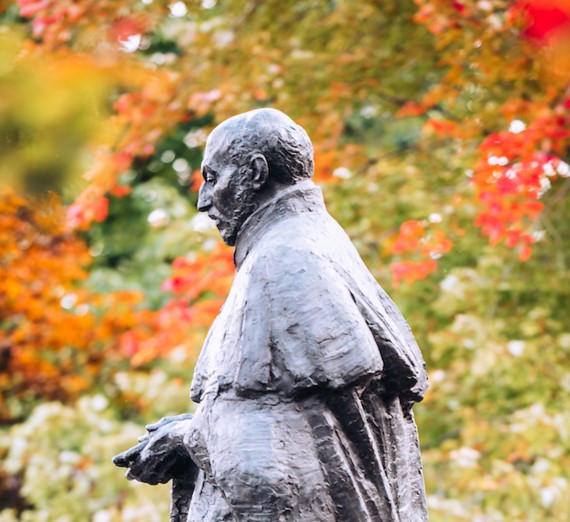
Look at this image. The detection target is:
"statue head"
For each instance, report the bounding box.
[197,108,314,245]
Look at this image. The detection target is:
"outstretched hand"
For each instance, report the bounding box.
[113,414,196,485]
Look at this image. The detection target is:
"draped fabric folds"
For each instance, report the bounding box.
[184,181,429,521]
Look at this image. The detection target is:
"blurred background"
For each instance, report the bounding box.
[1,0,569,520]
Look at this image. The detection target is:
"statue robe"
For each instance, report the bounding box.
[183,180,429,521]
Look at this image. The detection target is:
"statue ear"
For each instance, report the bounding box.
[250,154,269,190]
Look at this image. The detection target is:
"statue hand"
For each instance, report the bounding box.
[113,414,195,485]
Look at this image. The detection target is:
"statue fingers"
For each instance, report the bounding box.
[126,468,165,485]
[124,454,151,482]
[142,459,179,485]
[125,465,143,482]
[112,440,147,468]
[124,452,180,484]
[146,413,193,433]
[145,416,176,432]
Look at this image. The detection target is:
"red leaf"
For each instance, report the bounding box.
[92,197,109,223]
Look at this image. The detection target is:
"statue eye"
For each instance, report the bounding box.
[203,168,216,184]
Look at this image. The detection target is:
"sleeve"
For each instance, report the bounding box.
[322,216,428,403]
[354,285,428,402]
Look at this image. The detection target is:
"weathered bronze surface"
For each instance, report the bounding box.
[114,109,429,521]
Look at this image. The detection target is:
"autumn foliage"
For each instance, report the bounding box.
[1,0,570,520]
[118,242,234,368]
[0,190,154,419]
[1,190,93,411]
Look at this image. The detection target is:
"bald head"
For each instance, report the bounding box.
[206,108,314,185]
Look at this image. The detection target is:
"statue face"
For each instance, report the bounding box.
[197,132,258,246]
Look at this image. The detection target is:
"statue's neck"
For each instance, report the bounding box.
[234,179,324,268]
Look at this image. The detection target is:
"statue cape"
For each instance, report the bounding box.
[185,180,429,521]
[190,180,428,405]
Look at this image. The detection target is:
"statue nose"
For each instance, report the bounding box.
[197,184,212,212]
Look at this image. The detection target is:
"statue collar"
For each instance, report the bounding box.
[234,179,325,269]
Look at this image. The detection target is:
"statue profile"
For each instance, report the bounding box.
[114,108,429,521]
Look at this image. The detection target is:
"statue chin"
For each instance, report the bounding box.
[217,214,251,247]
[217,226,238,247]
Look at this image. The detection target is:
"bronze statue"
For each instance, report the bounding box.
[114,108,429,521]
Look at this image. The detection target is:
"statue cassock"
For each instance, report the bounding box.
[114,109,429,522]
